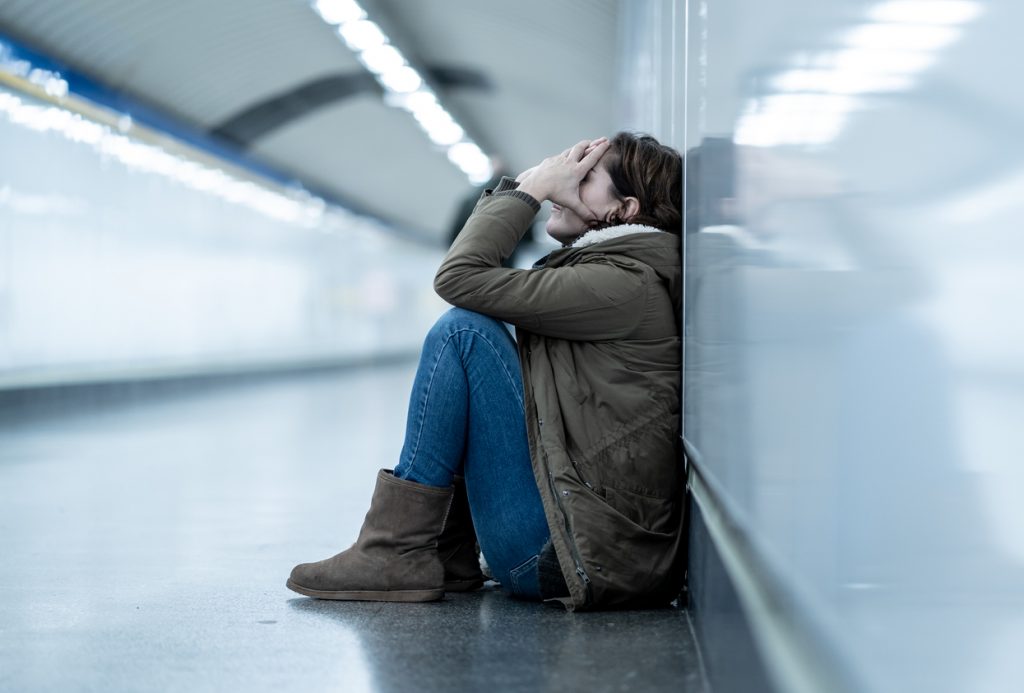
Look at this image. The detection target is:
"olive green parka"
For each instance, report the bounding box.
[434,180,685,610]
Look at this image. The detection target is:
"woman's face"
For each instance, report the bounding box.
[545,154,623,245]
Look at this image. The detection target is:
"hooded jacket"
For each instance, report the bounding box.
[434,180,685,610]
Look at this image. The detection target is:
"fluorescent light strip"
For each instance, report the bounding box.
[735,0,983,147]
[312,0,492,183]
[867,0,984,25]
[842,22,961,52]
[0,37,420,235]
[0,41,69,97]
[0,89,334,227]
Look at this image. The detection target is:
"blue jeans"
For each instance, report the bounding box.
[393,308,550,599]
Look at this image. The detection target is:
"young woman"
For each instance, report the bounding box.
[287,132,685,610]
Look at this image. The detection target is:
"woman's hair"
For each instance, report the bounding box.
[603,132,683,233]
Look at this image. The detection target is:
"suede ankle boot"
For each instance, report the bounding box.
[287,469,452,602]
[438,476,485,592]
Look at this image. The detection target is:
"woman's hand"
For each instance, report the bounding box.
[514,165,537,184]
[516,138,610,221]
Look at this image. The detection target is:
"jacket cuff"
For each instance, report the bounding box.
[491,176,541,214]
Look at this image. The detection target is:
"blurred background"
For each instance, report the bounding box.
[2,1,1022,692]
[0,0,638,384]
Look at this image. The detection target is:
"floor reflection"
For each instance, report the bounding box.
[288,587,704,693]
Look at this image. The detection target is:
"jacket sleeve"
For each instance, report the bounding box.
[434,191,648,341]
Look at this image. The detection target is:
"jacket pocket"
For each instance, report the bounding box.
[599,486,677,534]
[575,413,681,531]
[566,477,683,606]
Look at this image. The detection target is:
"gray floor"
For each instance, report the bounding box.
[0,365,707,692]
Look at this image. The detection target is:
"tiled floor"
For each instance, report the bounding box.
[0,365,706,692]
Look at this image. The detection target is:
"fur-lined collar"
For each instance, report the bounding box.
[570,223,664,248]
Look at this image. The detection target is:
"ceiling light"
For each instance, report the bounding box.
[313,0,365,25]
[772,68,913,93]
[338,20,386,52]
[358,44,404,74]
[867,0,983,25]
[738,0,972,149]
[759,93,861,115]
[447,142,490,176]
[310,4,490,183]
[409,100,448,125]
[378,65,422,93]
[425,121,464,147]
[1,74,327,226]
[842,22,961,51]
[388,89,438,113]
[734,94,857,146]
[827,48,937,74]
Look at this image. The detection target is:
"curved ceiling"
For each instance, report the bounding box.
[0,0,621,241]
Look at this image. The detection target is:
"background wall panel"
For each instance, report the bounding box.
[621,0,1024,691]
[0,77,445,387]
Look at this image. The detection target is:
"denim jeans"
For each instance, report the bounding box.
[392,308,550,599]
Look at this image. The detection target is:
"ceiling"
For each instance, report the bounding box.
[0,0,621,241]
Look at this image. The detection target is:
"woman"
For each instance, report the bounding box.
[287,132,685,610]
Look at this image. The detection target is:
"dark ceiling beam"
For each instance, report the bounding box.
[210,72,378,147]
[210,66,492,149]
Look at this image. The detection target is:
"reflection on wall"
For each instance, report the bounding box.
[0,84,445,386]
[624,0,1024,691]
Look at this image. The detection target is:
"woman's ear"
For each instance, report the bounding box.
[617,197,640,223]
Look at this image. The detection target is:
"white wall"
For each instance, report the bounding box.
[0,84,446,387]
[620,1,1024,691]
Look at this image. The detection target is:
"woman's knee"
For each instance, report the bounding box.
[429,307,509,341]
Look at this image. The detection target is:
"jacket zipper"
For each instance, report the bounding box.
[549,470,593,605]
[568,455,595,491]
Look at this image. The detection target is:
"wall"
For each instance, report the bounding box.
[0,43,446,388]
[619,1,1024,691]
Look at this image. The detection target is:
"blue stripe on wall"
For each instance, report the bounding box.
[0,29,419,239]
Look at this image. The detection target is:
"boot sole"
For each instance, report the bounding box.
[286,579,444,602]
[444,578,485,592]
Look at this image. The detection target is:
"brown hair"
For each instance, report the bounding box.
[602,131,683,233]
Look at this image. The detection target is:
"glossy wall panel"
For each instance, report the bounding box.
[680,0,1024,691]
[0,81,446,387]
[621,0,1024,691]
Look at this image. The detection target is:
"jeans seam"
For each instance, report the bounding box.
[509,553,540,595]
[403,324,524,481]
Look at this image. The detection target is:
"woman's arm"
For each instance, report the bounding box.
[434,192,648,341]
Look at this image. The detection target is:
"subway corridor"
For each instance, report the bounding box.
[0,365,705,692]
